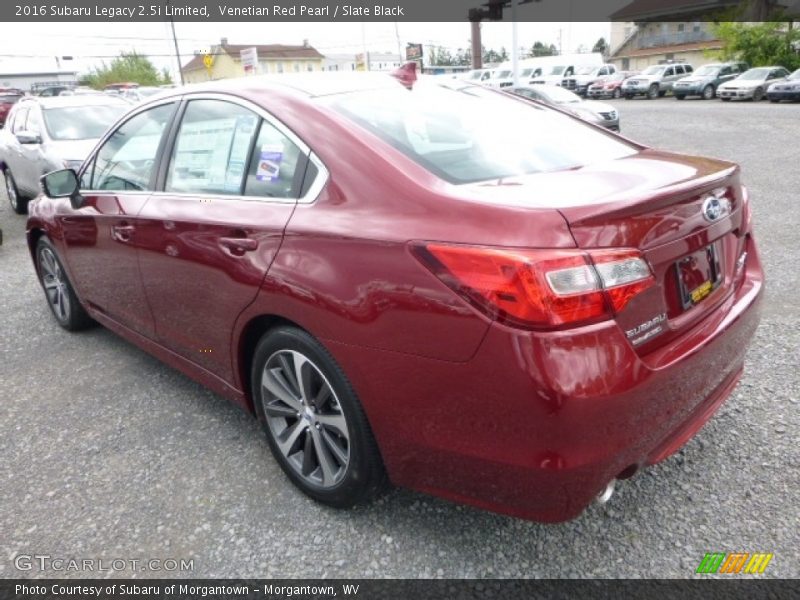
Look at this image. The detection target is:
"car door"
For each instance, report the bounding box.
[135,96,312,381]
[61,100,179,338]
[16,105,46,194]
[664,66,678,90]
[718,66,735,85]
[4,106,29,189]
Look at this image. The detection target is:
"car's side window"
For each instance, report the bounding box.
[165,100,259,196]
[720,67,732,76]
[243,119,305,199]
[25,108,42,136]
[665,67,674,76]
[92,102,176,191]
[684,65,693,73]
[12,107,29,134]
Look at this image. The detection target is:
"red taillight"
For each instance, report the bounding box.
[411,244,655,330]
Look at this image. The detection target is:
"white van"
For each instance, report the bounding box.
[529,53,604,86]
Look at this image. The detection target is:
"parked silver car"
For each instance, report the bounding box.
[623,63,694,99]
[508,84,620,131]
[0,95,127,213]
[717,66,791,101]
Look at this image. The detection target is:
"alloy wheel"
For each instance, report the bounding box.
[4,171,18,211]
[753,87,764,102]
[39,246,71,322]
[703,85,715,100]
[261,350,350,489]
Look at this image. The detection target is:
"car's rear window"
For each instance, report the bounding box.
[325,83,637,184]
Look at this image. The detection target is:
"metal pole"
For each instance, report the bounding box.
[168,2,184,85]
[511,1,519,86]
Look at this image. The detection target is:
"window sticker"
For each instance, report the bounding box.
[256,144,283,182]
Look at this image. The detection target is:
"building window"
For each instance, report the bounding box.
[277,62,284,74]
[293,63,300,72]
[693,22,701,32]
[677,23,685,33]
[307,63,313,72]
[622,58,630,70]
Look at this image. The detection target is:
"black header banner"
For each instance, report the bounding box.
[3,0,800,22]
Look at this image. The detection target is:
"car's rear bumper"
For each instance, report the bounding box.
[327,237,764,522]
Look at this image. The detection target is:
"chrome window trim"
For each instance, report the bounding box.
[79,92,328,205]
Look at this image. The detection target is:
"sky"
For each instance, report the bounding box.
[0,21,611,79]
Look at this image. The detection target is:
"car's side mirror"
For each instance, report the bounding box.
[16,130,42,145]
[41,168,83,208]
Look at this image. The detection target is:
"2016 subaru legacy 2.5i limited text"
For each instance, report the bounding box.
[27,72,763,522]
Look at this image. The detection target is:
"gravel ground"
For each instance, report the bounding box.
[0,97,798,579]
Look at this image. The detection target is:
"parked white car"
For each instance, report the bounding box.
[0,95,127,213]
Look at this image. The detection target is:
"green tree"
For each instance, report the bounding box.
[527,41,557,57]
[81,51,172,89]
[592,37,608,56]
[713,21,800,71]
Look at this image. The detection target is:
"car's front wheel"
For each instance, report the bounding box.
[252,326,387,508]
[702,85,715,100]
[647,84,659,99]
[753,87,765,102]
[3,168,28,215]
[675,94,685,100]
[36,237,93,330]
[612,88,621,99]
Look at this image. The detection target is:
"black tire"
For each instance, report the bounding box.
[35,237,94,331]
[624,94,634,100]
[675,94,686,100]
[251,325,387,508]
[647,84,659,99]
[753,87,764,102]
[702,85,715,100]
[658,90,667,97]
[612,88,621,99]
[769,98,779,103]
[3,168,28,215]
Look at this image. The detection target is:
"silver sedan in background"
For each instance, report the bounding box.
[717,66,791,101]
[508,84,620,131]
[0,95,127,213]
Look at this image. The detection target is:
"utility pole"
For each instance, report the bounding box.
[511,0,518,86]
[470,21,482,69]
[168,1,184,85]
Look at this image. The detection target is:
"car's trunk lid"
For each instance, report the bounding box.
[461,149,748,352]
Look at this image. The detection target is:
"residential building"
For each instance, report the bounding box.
[323,52,402,73]
[182,38,324,83]
[608,21,723,71]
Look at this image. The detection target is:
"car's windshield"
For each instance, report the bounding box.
[642,66,666,75]
[574,66,597,75]
[327,83,637,185]
[43,105,126,140]
[546,66,566,76]
[738,68,769,80]
[520,68,534,77]
[493,70,512,79]
[694,65,720,76]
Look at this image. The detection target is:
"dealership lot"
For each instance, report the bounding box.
[1,98,798,578]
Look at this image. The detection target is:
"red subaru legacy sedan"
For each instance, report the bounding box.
[27,73,763,522]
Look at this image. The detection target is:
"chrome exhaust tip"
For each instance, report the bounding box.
[596,480,616,504]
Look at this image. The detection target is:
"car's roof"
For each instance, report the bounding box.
[174,72,403,99]
[20,95,130,108]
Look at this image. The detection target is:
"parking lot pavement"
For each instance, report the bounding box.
[1,98,798,579]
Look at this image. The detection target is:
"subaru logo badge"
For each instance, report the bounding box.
[702,192,731,222]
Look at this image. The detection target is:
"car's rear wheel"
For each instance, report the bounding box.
[3,169,28,215]
[624,93,633,100]
[753,87,765,102]
[675,94,685,100]
[252,326,387,508]
[702,85,715,100]
[647,84,659,99]
[721,97,731,102]
[612,88,621,99]
[36,237,93,330]
[769,98,779,103]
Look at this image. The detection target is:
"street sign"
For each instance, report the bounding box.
[405,43,423,61]
[240,47,259,75]
[202,53,213,71]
